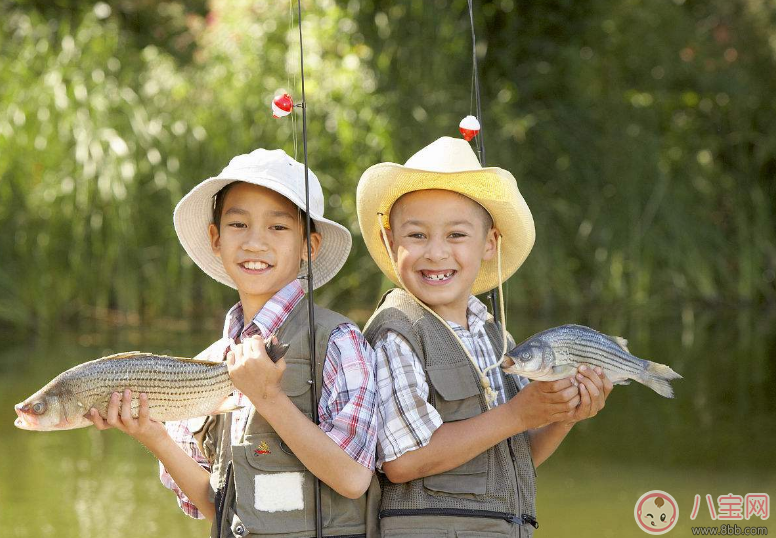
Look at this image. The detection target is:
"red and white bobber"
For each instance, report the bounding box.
[272,93,294,118]
[459,115,481,141]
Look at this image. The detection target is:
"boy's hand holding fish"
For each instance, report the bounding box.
[515,365,612,469]
[87,389,168,448]
[567,365,613,425]
[508,377,581,431]
[507,365,611,432]
[85,387,217,520]
[225,335,285,408]
[527,363,611,430]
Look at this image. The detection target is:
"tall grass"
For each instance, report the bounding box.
[0,0,774,332]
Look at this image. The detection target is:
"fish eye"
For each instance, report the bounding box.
[32,401,47,415]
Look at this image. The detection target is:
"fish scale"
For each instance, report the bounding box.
[553,327,642,375]
[64,354,233,424]
[568,342,640,376]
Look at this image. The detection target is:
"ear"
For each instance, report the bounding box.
[208,223,222,257]
[302,231,323,262]
[384,228,397,255]
[481,227,498,261]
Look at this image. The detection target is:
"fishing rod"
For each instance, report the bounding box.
[465,0,501,326]
[294,1,324,536]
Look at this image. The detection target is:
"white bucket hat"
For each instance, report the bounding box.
[174,148,352,290]
[357,136,535,295]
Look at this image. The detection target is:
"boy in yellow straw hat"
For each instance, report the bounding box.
[356,136,613,537]
[88,148,380,538]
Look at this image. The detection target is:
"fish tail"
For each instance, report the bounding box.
[265,337,290,363]
[641,362,683,398]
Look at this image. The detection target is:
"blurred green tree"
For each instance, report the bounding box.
[1,0,774,333]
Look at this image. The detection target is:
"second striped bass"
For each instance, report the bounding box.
[503,324,682,398]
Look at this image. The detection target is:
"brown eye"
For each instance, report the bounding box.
[32,402,47,415]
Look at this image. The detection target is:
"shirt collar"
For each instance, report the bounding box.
[446,295,491,334]
[465,294,490,334]
[223,279,305,341]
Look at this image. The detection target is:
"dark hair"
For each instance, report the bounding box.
[212,181,317,235]
[212,182,238,230]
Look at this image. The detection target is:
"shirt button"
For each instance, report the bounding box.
[234,523,246,537]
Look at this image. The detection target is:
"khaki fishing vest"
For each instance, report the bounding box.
[195,299,381,538]
[363,289,538,538]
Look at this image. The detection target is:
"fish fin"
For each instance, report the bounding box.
[169,356,226,365]
[208,395,244,415]
[185,416,208,433]
[551,364,578,379]
[100,350,225,365]
[641,361,683,398]
[612,379,632,386]
[100,351,216,365]
[605,335,630,353]
[100,351,153,360]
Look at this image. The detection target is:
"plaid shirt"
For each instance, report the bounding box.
[160,280,377,519]
[373,295,529,469]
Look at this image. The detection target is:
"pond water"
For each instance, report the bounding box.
[1,306,774,537]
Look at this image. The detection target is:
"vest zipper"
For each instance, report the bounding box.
[379,508,538,528]
[214,461,233,538]
[506,437,522,537]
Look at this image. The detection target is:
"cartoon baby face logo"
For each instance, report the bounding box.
[635,490,679,534]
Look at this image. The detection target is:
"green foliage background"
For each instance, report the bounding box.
[1,0,774,331]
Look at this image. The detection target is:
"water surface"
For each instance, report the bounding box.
[1,307,773,536]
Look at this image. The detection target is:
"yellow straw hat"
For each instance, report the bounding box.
[356,136,535,295]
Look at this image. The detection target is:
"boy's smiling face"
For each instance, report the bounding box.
[209,182,320,319]
[387,189,497,325]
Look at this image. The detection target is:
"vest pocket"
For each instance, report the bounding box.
[383,530,448,537]
[281,359,314,416]
[231,433,315,535]
[422,451,487,496]
[426,363,483,422]
[424,363,488,496]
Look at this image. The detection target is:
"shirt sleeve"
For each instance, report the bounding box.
[317,323,379,471]
[157,339,226,519]
[159,419,212,519]
[373,330,443,470]
[193,337,230,361]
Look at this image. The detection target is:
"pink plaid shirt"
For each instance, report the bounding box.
[159,280,377,519]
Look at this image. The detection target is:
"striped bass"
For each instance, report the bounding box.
[14,340,288,431]
[503,324,682,398]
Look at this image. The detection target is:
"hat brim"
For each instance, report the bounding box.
[356,163,535,295]
[174,177,352,290]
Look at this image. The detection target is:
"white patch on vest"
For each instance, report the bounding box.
[254,472,304,512]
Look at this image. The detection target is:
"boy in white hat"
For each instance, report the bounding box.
[356,137,613,537]
[88,149,380,538]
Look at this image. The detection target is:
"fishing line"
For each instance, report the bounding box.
[289,0,298,160]
[466,0,502,330]
[294,0,322,536]
[467,0,485,165]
